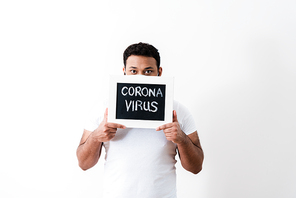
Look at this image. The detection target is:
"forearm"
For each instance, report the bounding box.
[177,135,204,174]
[76,133,103,171]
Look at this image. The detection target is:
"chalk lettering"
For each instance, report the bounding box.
[142,87,148,97]
[151,101,158,112]
[125,100,133,112]
[121,87,128,96]
[156,88,163,97]
[121,86,163,98]
[117,83,166,121]
[128,87,134,96]
[124,100,159,112]
[149,88,155,97]
[143,101,150,111]
[136,100,143,111]
[135,86,141,96]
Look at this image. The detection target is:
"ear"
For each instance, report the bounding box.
[123,67,126,75]
[158,67,163,76]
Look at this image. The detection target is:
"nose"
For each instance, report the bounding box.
[138,71,145,75]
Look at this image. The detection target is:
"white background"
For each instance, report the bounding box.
[1,0,295,197]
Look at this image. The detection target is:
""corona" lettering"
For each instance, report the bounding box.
[121,86,163,98]
[120,85,163,113]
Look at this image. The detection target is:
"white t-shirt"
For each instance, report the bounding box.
[84,100,197,198]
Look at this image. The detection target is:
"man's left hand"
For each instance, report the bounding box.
[156,110,187,144]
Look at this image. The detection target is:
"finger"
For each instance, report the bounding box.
[156,124,165,131]
[163,133,174,142]
[173,110,178,123]
[106,122,126,129]
[156,123,173,131]
[103,108,108,123]
[102,132,116,142]
[104,128,118,133]
[163,127,175,134]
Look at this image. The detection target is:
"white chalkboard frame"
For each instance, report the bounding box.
[108,75,174,129]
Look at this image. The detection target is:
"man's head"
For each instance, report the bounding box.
[123,42,162,76]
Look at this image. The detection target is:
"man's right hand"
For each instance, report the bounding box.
[92,108,126,142]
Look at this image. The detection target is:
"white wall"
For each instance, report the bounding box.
[1,0,295,197]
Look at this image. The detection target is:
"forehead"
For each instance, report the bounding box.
[126,55,157,68]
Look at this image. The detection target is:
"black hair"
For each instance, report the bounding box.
[123,42,160,69]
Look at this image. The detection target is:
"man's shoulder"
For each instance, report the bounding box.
[173,100,189,113]
[173,100,197,134]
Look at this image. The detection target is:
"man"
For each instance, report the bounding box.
[76,42,204,198]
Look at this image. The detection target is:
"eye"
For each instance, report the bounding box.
[145,70,152,75]
[130,70,137,74]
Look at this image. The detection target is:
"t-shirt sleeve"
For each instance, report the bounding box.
[84,99,108,132]
[174,101,197,135]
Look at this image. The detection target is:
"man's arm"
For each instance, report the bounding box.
[76,129,103,171]
[176,131,203,174]
[156,110,204,174]
[76,108,126,170]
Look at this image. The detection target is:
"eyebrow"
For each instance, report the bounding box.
[127,66,155,70]
[145,67,154,70]
[128,66,138,69]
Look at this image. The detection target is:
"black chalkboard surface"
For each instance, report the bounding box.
[108,75,174,128]
[116,83,166,121]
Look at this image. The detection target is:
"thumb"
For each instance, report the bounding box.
[173,110,178,123]
[103,108,108,123]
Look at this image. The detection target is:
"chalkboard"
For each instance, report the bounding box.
[108,75,174,128]
[116,83,166,121]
